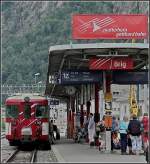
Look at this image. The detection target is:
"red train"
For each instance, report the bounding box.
[5,93,51,149]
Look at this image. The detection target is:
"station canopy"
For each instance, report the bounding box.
[45,42,148,99]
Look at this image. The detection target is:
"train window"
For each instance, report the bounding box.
[24,104,31,119]
[35,105,48,118]
[6,105,19,118]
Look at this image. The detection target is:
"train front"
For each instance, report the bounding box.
[5,94,50,148]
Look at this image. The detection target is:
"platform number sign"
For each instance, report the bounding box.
[63,72,70,79]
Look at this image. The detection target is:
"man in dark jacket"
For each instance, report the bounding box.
[128,114,142,155]
[49,120,55,144]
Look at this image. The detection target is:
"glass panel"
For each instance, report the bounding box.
[24,104,31,119]
[6,105,19,118]
[35,105,48,118]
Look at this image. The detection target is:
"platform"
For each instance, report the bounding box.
[52,137,146,163]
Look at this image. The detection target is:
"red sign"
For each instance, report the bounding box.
[72,14,148,39]
[89,57,133,70]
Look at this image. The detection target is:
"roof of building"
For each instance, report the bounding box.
[45,42,148,99]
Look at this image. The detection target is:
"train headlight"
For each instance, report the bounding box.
[42,122,48,135]
[21,127,32,135]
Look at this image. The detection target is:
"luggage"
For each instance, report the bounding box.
[145,146,148,163]
[90,141,94,146]
[99,124,105,132]
[112,132,121,149]
[56,132,60,140]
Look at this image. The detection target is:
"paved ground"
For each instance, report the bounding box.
[52,137,147,163]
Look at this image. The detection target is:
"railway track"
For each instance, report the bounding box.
[4,148,37,163]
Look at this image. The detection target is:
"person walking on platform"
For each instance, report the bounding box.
[83,116,89,142]
[141,113,149,162]
[95,121,101,148]
[111,116,119,151]
[119,116,129,155]
[128,114,142,155]
[141,113,149,152]
[49,120,55,144]
[98,116,106,151]
[88,113,95,147]
[127,115,133,155]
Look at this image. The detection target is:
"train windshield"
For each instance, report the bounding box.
[24,104,31,119]
[6,105,19,118]
[35,105,48,118]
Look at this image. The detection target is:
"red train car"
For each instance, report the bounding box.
[5,93,51,149]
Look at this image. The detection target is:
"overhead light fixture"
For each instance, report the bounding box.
[96,55,129,57]
[35,73,40,76]
[72,58,89,61]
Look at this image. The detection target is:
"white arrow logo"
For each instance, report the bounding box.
[78,17,116,33]
[92,21,100,32]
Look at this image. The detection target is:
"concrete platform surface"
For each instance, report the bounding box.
[52,138,147,163]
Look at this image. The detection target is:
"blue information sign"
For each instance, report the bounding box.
[60,70,103,84]
[112,70,148,84]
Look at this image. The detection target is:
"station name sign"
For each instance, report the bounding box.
[112,70,148,84]
[89,57,133,70]
[60,70,103,84]
[72,14,148,39]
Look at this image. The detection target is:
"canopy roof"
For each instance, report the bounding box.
[45,42,148,98]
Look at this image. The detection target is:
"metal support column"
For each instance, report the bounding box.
[80,85,84,128]
[86,84,91,119]
[104,72,112,152]
[86,101,91,119]
[67,100,71,138]
[94,84,100,123]
[71,96,75,138]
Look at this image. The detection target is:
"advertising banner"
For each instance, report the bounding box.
[89,57,133,70]
[72,14,148,39]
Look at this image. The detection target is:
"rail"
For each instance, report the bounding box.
[4,148,37,163]
[4,149,20,163]
[30,149,37,163]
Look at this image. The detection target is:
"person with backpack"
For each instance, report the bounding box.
[128,114,142,155]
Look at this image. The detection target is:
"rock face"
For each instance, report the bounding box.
[1,1,149,84]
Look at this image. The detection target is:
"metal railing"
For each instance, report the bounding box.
[1,84,46,95]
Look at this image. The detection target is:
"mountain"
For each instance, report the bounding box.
[1,1,149,85]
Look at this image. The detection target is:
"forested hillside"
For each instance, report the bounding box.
[1,1,149,85]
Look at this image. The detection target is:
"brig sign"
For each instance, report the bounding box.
[72,14,148,39]
[89,57,133,70]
